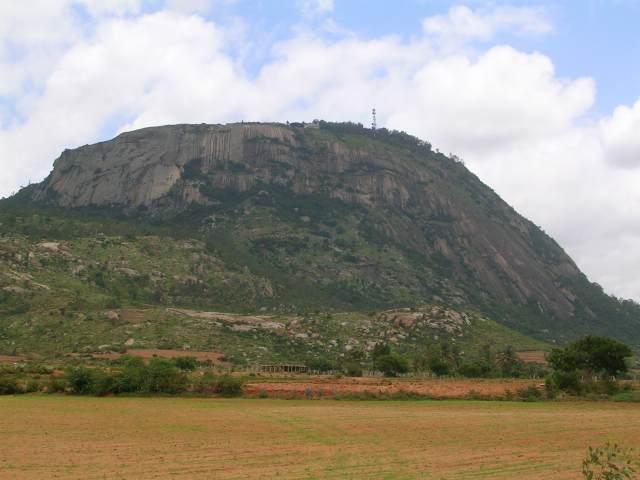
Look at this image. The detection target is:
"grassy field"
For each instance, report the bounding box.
[1,397,639,479]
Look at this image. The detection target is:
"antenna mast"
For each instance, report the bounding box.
[371,108,377,132]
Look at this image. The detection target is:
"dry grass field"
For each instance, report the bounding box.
[1,396,639,479]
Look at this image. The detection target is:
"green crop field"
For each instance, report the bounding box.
[1,396,639,479]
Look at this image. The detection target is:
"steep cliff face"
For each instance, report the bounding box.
[24,122,640,341]
[35,123,426,209]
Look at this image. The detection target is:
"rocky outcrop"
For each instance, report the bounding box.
[34,124,295,207]
[30,122,591,325]
[34,123,425,210]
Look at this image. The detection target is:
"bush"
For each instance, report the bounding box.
[375,354,409,377]
[65,366,97,395]
[611,391,640,402]
[24,379,41,393]
[214,375,244,397]
[582,442,638,479]
[306,357,336,373]
[372,343,391,361]
[0,376,21,395]
[92,370,118,396]
[547,370,582,395]
[517,385,543,402]
[428,357,450,377]
[46,377,67,393]
[458,362,492,378]
[583,377,622,396]
[116,356,147,393]
[343,361,363,377]
[173,356,198,371]
[145,358,187,394]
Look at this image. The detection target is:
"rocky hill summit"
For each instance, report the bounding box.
[7,121,640,347]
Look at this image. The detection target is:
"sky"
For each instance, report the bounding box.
[1,0,640,301]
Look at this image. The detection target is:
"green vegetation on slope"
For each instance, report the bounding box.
[1,121,639,356]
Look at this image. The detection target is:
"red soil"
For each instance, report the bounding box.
[245,376,542,399]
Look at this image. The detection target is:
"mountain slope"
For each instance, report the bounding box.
[2,121,640,351]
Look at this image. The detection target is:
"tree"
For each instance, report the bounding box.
[372,343,391,361]
[495,345,524,378]
[306,357,336,373]
[375,354,409,377]
[145,358,187,394]
[547,336,632,395]
[116,355,147,393]
[549,336,631,377]
[342,361,363,377]
[427,356,449,377]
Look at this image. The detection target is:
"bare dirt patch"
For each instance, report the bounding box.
[117,309,150,323]
[245,377,541,398]
[85,349,227,362]
[125,349,226,362]
[0,354,23,363]
[517,350,548,364]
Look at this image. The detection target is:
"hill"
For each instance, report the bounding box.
[1,121,639,361]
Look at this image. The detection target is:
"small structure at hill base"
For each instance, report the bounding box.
[259,363,308,374]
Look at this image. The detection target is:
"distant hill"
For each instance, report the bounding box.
[1,121,639,359]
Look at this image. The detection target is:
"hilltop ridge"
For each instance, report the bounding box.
[2,121,640,353]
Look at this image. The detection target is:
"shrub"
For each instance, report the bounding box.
[0,376,21,395]
[547,370,581,395]
[582,377,622,396]
[214,375,244,397]
[343,361,363,377]
[306,357,336,373]
[46,377,67,393]
[582,442,638,479]
[145,358,187,394]
[194,372,218,394]
[372,343,391,361]
[496,346,526,378]
[611,391,640,402]
[173,356,198,371]
[458,361,492,378]
[24,379,41,393]
[428,357,450,377]
[517,385,543,402]
[116,356,147,393]
[375,354,409,377]
[92,370,118,396]
[65,366,97,395]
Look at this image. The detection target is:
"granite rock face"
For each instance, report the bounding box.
[35,123,424,210]
[32,122,590,325]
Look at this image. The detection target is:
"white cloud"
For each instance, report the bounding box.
[0,10,244,196]
[0,1,81,97]
[165,0,238,15]
[78,0,143,18]
[423,5,552,43]
[600,98,640,168]
[386,46,594,155]
[1,3,640,303]
[300,0,334,18]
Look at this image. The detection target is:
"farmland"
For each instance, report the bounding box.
[1,396,639,479]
